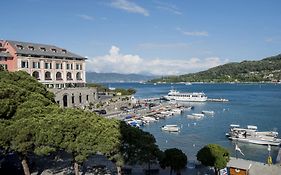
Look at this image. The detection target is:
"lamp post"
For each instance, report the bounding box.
[267,144,272,165]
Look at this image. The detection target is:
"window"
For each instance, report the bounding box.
[72,94,75,104]
[62,49,67,54]
[76,72,82,80]
[32,71,40,80]
[51,48,57,52]
[79,93,82,103]
[56,72,62,80]
[76,64,79,70]
[80,64,82,70]
[45,62,52,69]
[32,62,40,69]
[16,45,23,49]
[21,61,28,68]
[45,71,51,80]
[67,72,72,80]
[28,46,34,50]
[86,95,89,101]
[40,47,46,51]
[56,63,62,69]
[0,64,7,70]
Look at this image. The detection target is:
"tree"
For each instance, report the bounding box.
[108,122,161,175]
[159,148,187,175]
[197,144,230,175]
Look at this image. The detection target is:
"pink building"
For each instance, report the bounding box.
[0,40,86,88]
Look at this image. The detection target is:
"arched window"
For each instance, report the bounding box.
[32,71,40,80]
[56,72,62,80]
[67,72,72,80]
[76,72,82,80]
[45,71,51,80]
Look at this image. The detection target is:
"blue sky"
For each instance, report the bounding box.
[1,0,281,75]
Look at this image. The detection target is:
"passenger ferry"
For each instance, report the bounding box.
[164,89,207,102]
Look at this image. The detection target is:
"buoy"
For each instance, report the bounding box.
[165,140,168,143]
[193,144,196,147]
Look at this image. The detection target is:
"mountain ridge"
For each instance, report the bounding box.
[86,72,158,83]
[149,54,281,83]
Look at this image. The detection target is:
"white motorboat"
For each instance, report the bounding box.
[164,89,207,102]
[161,125,180,132]
[187,113,204,120]
[202,110,215,115]
[226,124,281,146]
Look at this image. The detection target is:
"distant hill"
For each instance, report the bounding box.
[149,54,281,83]
[86,72,158,83]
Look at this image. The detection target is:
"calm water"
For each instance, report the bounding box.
[103,82,281,163]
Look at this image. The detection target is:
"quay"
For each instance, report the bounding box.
[207,98,229,102]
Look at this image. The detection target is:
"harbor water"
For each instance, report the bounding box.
[103,82,281,163]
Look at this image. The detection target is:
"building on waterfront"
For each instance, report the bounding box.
[0,39,97,108]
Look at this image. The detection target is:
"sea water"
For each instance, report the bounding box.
[103,82,281,163]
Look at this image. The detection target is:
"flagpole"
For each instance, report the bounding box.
[235,141,238,159]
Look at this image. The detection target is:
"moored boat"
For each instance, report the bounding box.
[202,110,215,115]
[161,124,180,132]
[226,124,281,146]
[164,89,207,102]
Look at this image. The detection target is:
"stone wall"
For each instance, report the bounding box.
[49,87,98,108]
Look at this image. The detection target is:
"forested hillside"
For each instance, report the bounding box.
[150,54,281,83]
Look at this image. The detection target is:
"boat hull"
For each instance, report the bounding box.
[228,137,281,146]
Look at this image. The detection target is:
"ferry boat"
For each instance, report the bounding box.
[161,125,180,132]
[164,89,207,102]
[226,124,281,146]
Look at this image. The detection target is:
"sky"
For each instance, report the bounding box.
[1,0,281,75]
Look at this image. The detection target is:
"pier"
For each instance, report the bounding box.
[207,98,229,102]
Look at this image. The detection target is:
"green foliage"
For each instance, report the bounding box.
[197,144,229,171]
[150,54,281,83]
[114,88,136,95]
[86,83,108,92]
[0,71,55,119]
[109,121,160,167]
[160,148,187,174]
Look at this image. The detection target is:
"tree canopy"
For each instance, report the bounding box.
[159,148,187,175]
[197,144,230,175]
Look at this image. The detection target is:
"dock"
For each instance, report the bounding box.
[207,98,229,102]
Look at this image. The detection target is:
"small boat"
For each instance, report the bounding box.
[226,124,281,146]
[187,113,204,120]
[192,113,204,117]
[202,110,214,115]
[161,125,180,132]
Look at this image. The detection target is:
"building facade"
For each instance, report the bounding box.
[0,40,98,108]
[0,40,86,88]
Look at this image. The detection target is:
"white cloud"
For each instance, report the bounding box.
[183,31,209,36]
[86,46,227,75]
[177,27,209,36]
[77,14,94,21]
[154,1,182,15]
[110,0,149,16]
